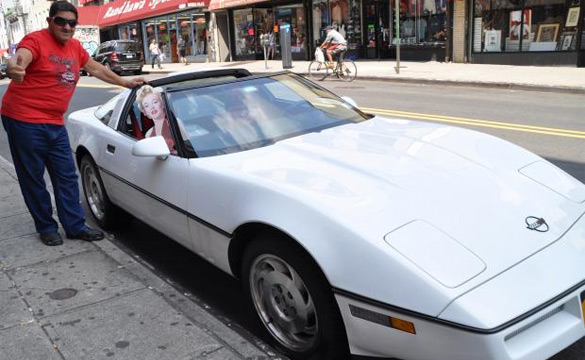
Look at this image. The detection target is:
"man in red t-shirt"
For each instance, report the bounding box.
[1,1,145,246]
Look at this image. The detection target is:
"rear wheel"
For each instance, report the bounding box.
[80,155,129,230]
[338,61,357,82]
[241,233,350,360]
[308,61,329,81]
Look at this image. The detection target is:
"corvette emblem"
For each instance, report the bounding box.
[525,217,549,232]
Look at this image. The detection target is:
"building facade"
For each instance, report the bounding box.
[209,0,454,62]
[77,0,212,64]
[467,0,585,66]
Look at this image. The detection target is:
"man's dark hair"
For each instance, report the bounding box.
[49,1,78,19]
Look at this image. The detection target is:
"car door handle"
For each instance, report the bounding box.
[106,144,116,154]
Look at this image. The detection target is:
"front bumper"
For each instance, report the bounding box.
[335,211,585,360]
[336,287,585,360]
[112,61,144,72]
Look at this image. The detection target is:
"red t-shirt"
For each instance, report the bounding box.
[1,29,89,125]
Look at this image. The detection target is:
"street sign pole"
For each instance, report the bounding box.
[395,0,401,74]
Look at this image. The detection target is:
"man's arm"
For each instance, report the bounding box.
[82,58,145,89]
[7,48,33,83]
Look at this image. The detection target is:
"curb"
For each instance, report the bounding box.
[141,68,585,95]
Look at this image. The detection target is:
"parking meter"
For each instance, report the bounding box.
[260,34,269,69]
[280,24,292,69]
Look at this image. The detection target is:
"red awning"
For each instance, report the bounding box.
[208,0,269,11]
[98,0,209,27]
[77,5,103,26]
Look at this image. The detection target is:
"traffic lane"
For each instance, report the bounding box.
[324,80,585,131]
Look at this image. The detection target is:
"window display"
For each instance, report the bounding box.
[312,0,362,51]
[275,5,307,60]
[234,9,256,58]
[473,0,579,52]
[391,0,447,45]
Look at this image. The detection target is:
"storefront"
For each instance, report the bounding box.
[227,2,309,61]
[78,0,211,64]
[469,0,584,66]
[210,0,450,61]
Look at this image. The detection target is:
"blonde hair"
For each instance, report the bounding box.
[136,85,163,113]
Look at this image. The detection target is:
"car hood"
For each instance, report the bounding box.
[213,116,585,288]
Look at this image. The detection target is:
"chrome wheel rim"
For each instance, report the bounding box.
[82,164,105,221]
[249,254,317,352]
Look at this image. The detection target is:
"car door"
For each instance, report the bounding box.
[99,88,191,248]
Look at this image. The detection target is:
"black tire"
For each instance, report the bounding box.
[241,233,350,360]
[338,61,357,82]
[134,69,142,75]
[308,60,329,81]
[80,155,129,230]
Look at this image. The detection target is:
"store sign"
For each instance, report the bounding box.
[100,0,209,26]
[103,0,147,20]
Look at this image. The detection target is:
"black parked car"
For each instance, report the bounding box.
[0,62,7,79]
[93,40,144,75]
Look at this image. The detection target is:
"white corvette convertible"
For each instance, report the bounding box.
[67,69,585,360]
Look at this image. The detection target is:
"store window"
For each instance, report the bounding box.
[275,5,307,60]
[312,0,363,50]
[234,9,256,58]
[143,17,169,61]
[254,8,274,55]
[177,12,194,57]
[119,23,143,52]
[390,0,447,45]
[193,13,208,55]
[473,0,581,52]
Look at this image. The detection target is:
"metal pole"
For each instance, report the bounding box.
[394,0,400,74]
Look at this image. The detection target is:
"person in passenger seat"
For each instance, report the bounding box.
[136,85,177,154]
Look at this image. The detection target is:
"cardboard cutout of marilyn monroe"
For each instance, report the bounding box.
[136,85,177,154]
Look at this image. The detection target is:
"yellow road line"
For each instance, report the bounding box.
[361,107,585,139]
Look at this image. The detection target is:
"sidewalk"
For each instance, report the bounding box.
[0,155,285,359]
[144,59,585,93]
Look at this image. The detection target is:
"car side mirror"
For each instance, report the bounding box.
[341,96,358,108]
[132,136,171,159]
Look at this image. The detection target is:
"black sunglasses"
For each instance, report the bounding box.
[52,16,77,27]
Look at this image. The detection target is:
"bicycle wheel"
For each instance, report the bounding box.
[338,60,357,82]
[308,61,329,81]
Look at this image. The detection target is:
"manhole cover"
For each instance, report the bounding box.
[48,288,78,300]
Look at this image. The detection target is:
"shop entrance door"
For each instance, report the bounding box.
[363,0,389,59]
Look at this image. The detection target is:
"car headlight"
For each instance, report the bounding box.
[384,220,486,288]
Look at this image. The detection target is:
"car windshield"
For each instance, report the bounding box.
[115,42,139,52]
[166,74,368,157]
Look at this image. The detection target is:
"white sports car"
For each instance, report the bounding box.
[67,69,585,360]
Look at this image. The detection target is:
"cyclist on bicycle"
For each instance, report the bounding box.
[320,25,347,67]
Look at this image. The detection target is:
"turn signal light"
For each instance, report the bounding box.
[349,305,416,335]
[390,317,416,334]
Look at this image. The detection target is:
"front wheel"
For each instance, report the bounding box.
[338,61,357,82]
[241,233,350,360]
[308,60,329,81]
[80,155,128,230]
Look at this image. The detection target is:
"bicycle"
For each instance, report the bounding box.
[308,50,357,82]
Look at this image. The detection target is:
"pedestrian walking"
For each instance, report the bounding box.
[149,39,163,69]
[1,0,145,246]
[177,36,188,65]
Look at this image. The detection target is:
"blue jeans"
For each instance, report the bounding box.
[2,115,86,236]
